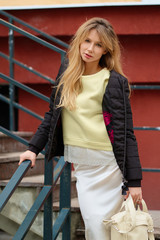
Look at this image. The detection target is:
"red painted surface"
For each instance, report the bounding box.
[0,35,160,84]
[120,35,160,83]
[0,6,160,209]
[0,6,160,36]
[0,37,62,84]
[130,91,160,209]
[18,84,52,131]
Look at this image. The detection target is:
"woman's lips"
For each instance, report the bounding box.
[84,53,92,59]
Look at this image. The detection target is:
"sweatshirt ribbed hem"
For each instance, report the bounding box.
[63,138,112,152]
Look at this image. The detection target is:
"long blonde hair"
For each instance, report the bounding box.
[56,17,125,110]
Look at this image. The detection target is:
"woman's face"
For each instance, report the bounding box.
[80,29,106,66]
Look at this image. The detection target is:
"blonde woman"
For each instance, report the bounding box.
[19,18,142,240]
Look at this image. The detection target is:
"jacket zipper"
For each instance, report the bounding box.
[46,107,62,161]
[122,78,128,195]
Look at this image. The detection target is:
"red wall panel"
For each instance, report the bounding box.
[0,6,160,36]
[1,35,160,84]
[0,37,61,84]
[18,84,52,131]
[120,35,160,83]
[131,91,160,209]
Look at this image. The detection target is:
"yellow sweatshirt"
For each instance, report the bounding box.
[61,68,112,151]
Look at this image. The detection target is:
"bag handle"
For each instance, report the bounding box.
[103,197,155,239]
[112,194,137,233]
[119,196,148,230]
[137,199,148,213]
[123,195,136,229]
[122,195,148,213]
[115,196,154,237]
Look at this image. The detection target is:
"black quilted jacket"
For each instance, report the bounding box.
[29,61,142,190]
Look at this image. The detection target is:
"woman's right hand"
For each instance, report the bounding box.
[19,150,37,168]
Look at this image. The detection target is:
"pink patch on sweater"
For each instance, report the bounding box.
[103,111,114,143]
[103,112,112,126]
[108,129,114,144]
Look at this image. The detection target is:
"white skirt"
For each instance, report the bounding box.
[73,163,124,240]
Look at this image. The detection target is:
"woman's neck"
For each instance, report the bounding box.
[83,63,102,76]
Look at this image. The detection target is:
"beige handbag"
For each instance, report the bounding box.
[103,195,155,240]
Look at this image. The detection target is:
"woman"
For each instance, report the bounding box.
[19,18,142,239]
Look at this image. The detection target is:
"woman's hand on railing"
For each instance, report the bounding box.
[19,150,36,168]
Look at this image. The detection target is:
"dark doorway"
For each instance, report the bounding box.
[0,85,18,130]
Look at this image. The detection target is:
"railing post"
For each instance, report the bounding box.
[61,52,65,63]
[60,162,71,240]
[43,152,53,240]
[8,17,15,131]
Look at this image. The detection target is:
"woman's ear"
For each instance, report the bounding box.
[103,49,108,55]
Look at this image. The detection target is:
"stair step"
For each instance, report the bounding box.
[53,197,80,211]
[0,132,33,153]
[76,229,85,240]
[0,171,77,203]
[0,152,44,180]
[0,186,82,240]
[0,230,12,240]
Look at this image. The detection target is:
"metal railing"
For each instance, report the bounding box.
[0,11,67,131]
[131,84,160,131]
[0,157,71,240]
[130,84,160,173]
[0,10,71,240]
[0,10,69,49]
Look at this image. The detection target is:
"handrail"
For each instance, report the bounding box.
[0,157,67,214]
[13,185,53,240]
[0,155,70,239]
[0,16,65,130]
[0,72,49,128]
[0,10,69,49]
[131,85,160,90]
[0,126,29,147]
[0,94,43,121]
[0,160,31,211]
[0,73,50,103]
[12,160,71,240]
[0,18,66,57]
[142,168,160,172]
[0,51,55,84]
[0,126,45,155]
[134,126,160,131]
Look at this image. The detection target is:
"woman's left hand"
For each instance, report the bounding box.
[125,187,142,205]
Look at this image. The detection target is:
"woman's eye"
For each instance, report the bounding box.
[85,39,90,43]
[96,43,102,47]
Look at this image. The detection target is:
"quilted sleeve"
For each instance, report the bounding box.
[123,77,142,187]
[28,56,68,155]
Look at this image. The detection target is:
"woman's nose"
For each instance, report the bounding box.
[88,43,94,52]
